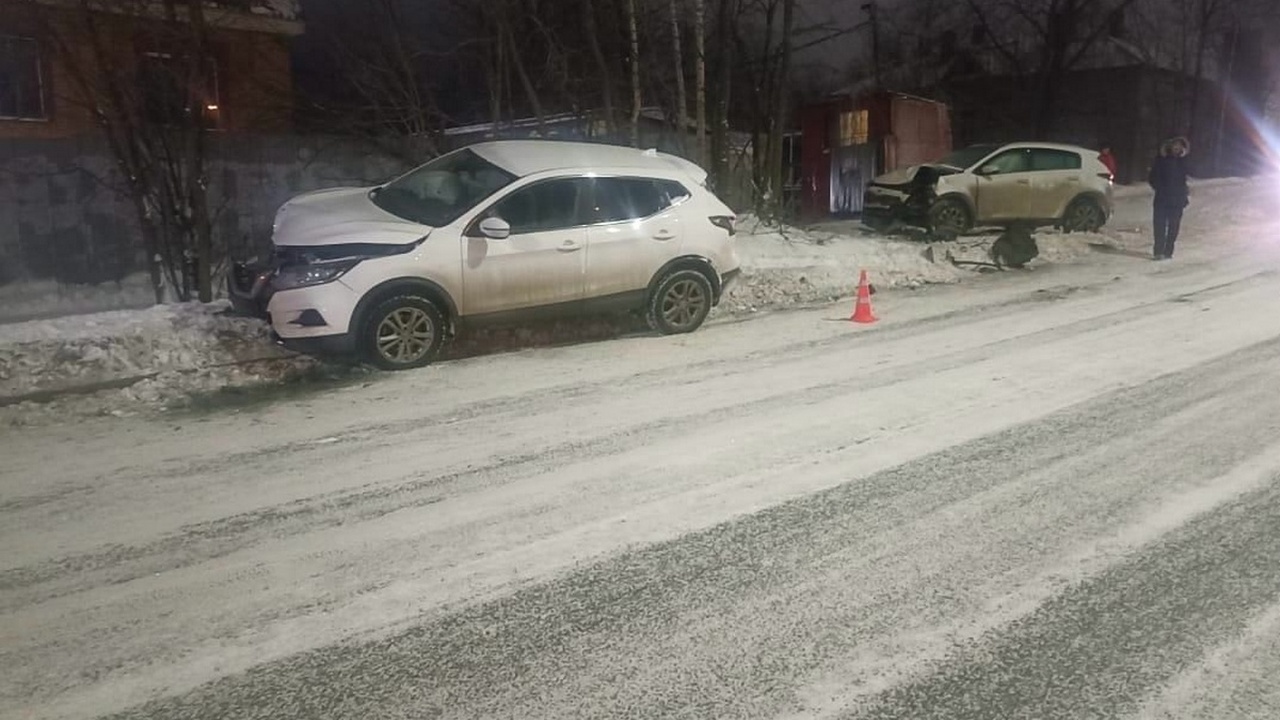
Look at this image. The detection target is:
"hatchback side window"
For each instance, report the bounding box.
[593,177,670,223]
[1030,149,1083,172]
[486,178,592,234]
[978,149,1031,175]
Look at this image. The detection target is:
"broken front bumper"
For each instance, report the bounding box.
[226,260,275,319]
[862,185,932,229]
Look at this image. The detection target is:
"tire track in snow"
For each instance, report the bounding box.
[95,333,1280,720]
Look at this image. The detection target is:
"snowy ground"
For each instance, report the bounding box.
[4,188,1280,719]
[0,177,1265,425]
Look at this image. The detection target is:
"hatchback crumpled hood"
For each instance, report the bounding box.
[873,165,925,186]
[272,187,430,247]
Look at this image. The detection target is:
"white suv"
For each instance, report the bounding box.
[862,142,1114,239]
[228,140,740,370]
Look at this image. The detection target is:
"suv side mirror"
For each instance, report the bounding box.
[479,217,511,240]
[974,165,996,177]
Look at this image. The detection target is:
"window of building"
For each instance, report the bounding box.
[0,35,47,121]
[837,110,870,147]
[138,50,221,128]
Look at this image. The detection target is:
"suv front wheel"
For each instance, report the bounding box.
[361,295,446,370]
[928,198,973,241]
[648,269,714,335]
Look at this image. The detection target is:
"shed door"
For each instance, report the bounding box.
[830,109,877,215]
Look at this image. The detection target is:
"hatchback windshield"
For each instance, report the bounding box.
[371,149,517,226]
[935,144,1002,170]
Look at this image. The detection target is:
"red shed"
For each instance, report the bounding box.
[797,91,953,218]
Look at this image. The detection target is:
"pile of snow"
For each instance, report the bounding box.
[719,215,962,313]
[0,302,307,408]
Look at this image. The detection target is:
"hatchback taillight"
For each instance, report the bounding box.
[709,215,736,236]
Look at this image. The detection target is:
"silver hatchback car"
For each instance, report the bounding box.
[863,142,1115,240]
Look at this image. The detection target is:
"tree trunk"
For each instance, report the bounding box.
[752,0,777,199]
[503,18,546,133]
[1187,0,1221,140]
[710,0,737,190]
[583,0,616,136]
[627,0,642,147]
[186,0,214,302]
[765,0,796,216]
[669,0,689,155]
[693,0,708,167]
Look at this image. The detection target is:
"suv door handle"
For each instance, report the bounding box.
[1016,179,1031,185]
[557,240,582,252]
[653,230,675,240]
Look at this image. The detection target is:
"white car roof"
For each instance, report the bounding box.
[467,140,706,181]
[998,141,1096,154]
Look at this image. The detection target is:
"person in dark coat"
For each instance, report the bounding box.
[1148,137,1190,260]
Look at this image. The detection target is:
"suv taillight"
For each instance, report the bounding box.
[709,215,736,236]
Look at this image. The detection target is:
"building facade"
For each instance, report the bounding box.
[0,0,304,139]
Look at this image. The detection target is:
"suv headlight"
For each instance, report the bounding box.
[274,257,361,290]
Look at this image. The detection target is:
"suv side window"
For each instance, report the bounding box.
[978,149,1031,175]
[486,178,592,234]
[659,180,692,204]
[593,177,671,223]
[1030,149,1083,171]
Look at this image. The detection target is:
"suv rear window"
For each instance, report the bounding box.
[594,177,679,222]
[1030,149,1083,171]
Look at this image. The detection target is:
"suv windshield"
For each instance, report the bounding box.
[371,149,517,227]
[935,144,1002,170]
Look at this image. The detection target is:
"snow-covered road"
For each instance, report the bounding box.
[4,184,1280,720]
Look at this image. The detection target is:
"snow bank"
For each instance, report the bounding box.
[0,302,309,411]
[718,216,961,313]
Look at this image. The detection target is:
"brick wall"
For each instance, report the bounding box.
[0,133,408,286]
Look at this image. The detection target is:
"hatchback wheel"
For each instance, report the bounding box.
[928,198,972,241]
[649,269,714,335]
[362,295,445,370]
[1062,197,1105,233]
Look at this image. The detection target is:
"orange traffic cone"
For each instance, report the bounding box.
[849,269,877,324]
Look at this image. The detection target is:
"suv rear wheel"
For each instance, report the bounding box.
[648,269,714,335]
[1062,197,1105,233]
[362,295,446,370]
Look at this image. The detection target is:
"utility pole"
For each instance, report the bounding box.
[863,1,881,88]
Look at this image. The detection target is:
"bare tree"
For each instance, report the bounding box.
[693,0,709,166]
[323,0,451,164]
[964,0,1140,137]
[30,0,222,302]
[765,0,796,211]
[583,0,618,134]
[669,0,690,154]
[627,0,643,146]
